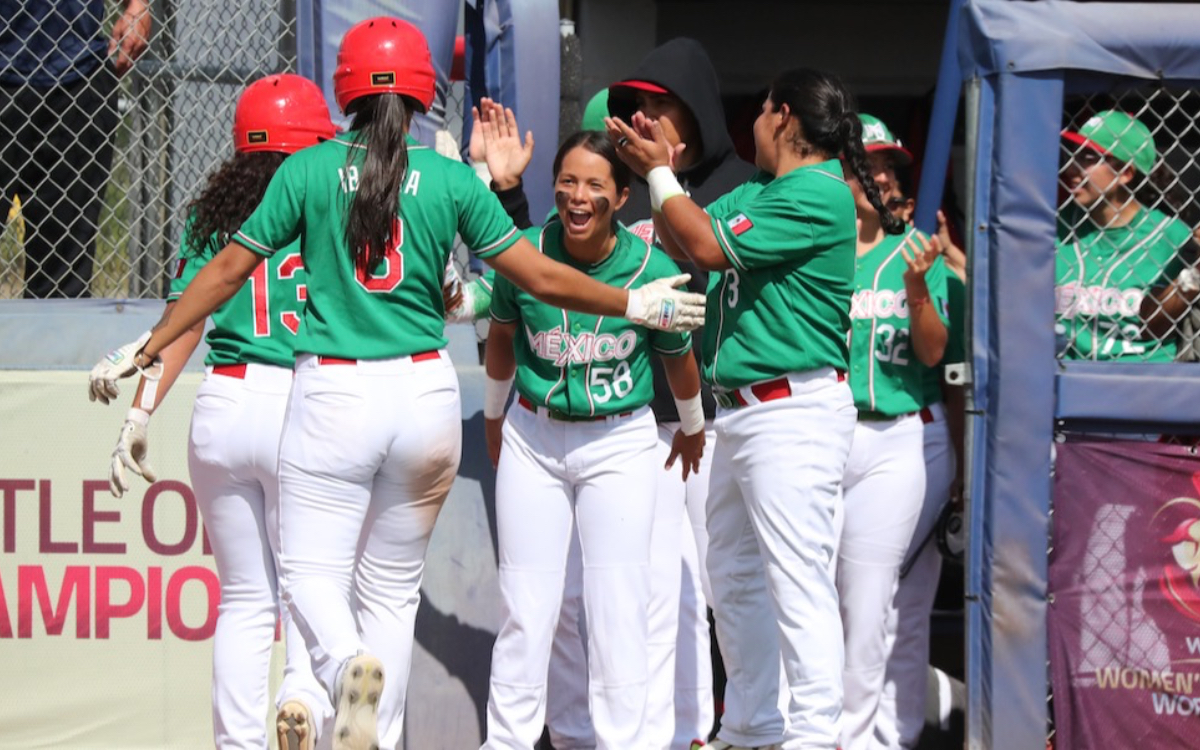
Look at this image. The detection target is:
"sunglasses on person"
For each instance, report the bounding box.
[1070,148,1108,168]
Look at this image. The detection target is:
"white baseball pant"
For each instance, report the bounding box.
[706,368,856,750]
[835,406,933,750]
[544,420,716,750]
[647,421,716,749]
[546,528,595,750]
[870,411,955,749]
[277,351,462,750]
[483,405,658,750]
[187,363,332,749]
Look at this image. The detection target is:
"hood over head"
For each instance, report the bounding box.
[608,38,736,179]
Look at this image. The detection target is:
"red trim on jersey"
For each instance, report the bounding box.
[212,364,248,379]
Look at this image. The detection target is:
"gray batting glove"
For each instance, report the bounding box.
[89,330,157,404]
[625,274,707,333]
[110,408,157,497]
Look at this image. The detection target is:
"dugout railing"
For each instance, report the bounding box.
[941,2,1200,748]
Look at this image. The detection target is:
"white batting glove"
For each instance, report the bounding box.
[435,129,463,162]
[110,408,157,498]
[88,330,159,404]
[445,283,477,324]
[625,274,707,333]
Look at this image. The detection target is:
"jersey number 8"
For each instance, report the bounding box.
[355,217,405,294]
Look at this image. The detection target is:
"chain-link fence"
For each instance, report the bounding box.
[1,0,305,299]
[1056,85,1200,364]
[0,2,482,302]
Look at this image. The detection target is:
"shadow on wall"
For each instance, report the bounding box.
[409,412,501,743]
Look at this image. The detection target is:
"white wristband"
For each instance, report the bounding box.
[1178,267,1200,294]
[126,407,151,426]
[484,375,514,419]
[472,160,492,186]
[647,166,684,211]
[674,394,704,436]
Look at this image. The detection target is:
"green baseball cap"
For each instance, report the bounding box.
[582,89,610,132]
[859,113,912,166]
[1062,110,1156,175]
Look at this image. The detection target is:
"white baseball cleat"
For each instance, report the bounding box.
[277,698,315,750]
[707,741,783,750]
[332,653,385,750]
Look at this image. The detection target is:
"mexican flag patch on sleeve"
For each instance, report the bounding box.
[728,213,754,236]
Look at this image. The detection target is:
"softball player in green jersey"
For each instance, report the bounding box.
[874,262,962,750]
[609,68,905,750]
[87,74,335,750]
[90,19,704,750]
[481,130,707,750]
[1057,110,1195,361]
[836,115,950,750]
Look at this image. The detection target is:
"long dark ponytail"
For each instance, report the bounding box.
[185,151,286,257]
[345,93,415,270]
[768,68,904,235]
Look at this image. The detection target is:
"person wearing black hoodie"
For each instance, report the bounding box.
[608,38,756,750]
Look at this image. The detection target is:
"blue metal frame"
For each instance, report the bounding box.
[913,0,965,236]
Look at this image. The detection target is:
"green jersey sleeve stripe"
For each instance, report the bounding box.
[623,245,653,288]
[490,312,519,324]
[653,341,693,356]
[233,231,277,258]
[478,275,494,292]
[473,226,519,256]
[712,216,746,271]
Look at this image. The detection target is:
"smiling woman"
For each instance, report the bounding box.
[551,131,632,250]
[479,130,707,749]
[1056,110,1196,361]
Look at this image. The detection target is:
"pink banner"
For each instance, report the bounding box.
[1051,440,1200,748]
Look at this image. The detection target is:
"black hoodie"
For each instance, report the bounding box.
[608,37,756,422]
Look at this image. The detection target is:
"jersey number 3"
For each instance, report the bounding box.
[251,252,305,337]
[355,217,405,293]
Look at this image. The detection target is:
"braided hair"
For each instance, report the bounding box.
[768,68,904,235]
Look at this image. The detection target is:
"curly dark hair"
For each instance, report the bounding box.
[183,151,287,258]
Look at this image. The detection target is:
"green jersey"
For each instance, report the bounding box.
[703,162,856,389]
[169,217,303,369]
[235,134,520,360]
[848,228,951,415]
[921,271,966,406]
[1055,206,1189,362]
[490,221,692,418]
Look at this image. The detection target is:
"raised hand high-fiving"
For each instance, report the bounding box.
[478,98,534,190]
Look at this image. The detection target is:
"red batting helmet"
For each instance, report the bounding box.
[234,74,336,154]
[333,17,436,115]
